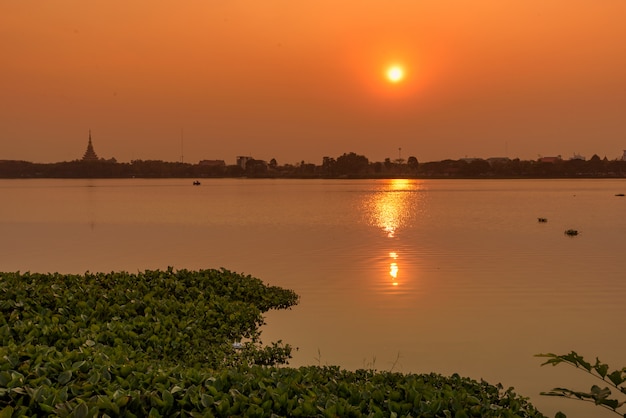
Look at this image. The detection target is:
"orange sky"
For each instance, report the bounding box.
[2,1,626,164]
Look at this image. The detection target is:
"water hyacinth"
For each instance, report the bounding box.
[0,268,546,417]
[0,268,298,369]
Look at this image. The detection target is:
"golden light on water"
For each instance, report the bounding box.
[390,259,399,286]
[373,179,414,238]
[366,180,422,290]
[389,251,399,284]
[390,262,398,279]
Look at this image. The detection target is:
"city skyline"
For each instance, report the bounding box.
[9,129,626,166]
[2,1,626,164]
[73,130,626,165]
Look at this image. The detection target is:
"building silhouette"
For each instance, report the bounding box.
[82,130,99,161]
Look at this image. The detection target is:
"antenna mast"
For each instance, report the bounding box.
[180,128,184,163]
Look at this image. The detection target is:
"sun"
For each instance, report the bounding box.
[386,65,405,83]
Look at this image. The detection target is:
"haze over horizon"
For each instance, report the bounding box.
[2,1,626,165]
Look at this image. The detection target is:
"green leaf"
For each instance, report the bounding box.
[58,370,73,385]
[0,406,14,418]
[95,396,119,415]
[200,394,213,409]
[593,358,609,378]
[74,402,89,418]
[38,403,56,414]
[162,389,174,408]
[10,387,26,395]
[590,385,611,400]
[116,395,131,407]
[608,370,625,386]
[0,371,11,387]
[72,360,87,371]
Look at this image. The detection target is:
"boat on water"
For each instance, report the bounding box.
[193,181,201,186]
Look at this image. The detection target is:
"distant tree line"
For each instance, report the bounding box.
[1,152,626,179]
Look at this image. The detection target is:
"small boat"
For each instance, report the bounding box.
[193,181,201,186]
[615,193,624,197]
[537,217,547,223]
[564,229,579,236]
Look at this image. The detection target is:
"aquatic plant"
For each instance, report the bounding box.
[537,351,626,417]
[0,354,546,417]
[0,268,299,369]
[0,269,546,416]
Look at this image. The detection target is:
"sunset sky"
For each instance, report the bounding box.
[2,1,626,164]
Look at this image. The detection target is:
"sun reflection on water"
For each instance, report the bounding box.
[366,179,422,291]
[389,252,399,286]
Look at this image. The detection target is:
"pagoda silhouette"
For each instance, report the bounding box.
[82,130,99,161]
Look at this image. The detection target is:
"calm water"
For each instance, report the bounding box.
[2,178,626,417]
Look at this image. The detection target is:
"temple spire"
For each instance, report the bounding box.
[82,129,99,161]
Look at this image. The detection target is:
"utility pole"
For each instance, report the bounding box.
[180,128,184,163]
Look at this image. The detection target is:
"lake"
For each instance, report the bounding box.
[1,178,625,417]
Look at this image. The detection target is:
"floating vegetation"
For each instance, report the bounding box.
[564,229,579,236]
[0,268,546,417]
[0,268,299,370]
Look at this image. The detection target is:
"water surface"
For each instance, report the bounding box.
[2,178,625,417]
